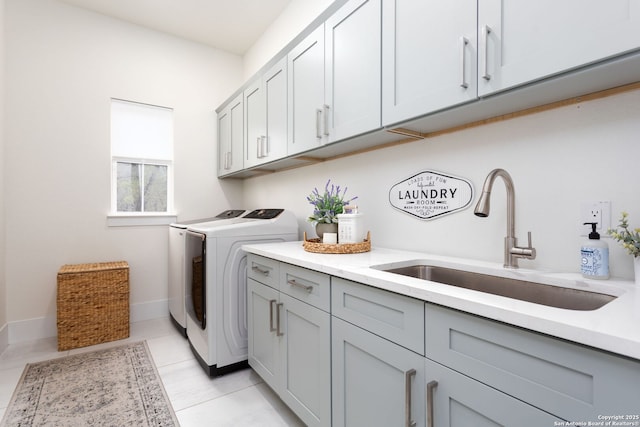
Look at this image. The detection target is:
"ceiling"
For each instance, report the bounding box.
[59,0,292,55]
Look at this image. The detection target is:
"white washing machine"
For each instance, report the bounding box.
[168,210,246,336]
[185,209,298,376]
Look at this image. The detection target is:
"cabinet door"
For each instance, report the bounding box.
[244,58,288,168]
[217,94,243,175]
[382,0,477,127]
[478,0,640,96]
[425,359,562,426]
[247,279,279,390]
[325,0,381,142]
[425,303,640,421]
[279,293,331,427]
[264,57,288,162]
[243,77,265,168]
[332,317,425,427]
[288,25,326,155]
[217,105,230,176]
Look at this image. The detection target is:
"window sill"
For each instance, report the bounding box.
[107,213,177,227]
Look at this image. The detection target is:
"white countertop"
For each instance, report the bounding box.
[243,241,640,360]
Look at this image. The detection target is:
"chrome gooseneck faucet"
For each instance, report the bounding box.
[474,168,536,268]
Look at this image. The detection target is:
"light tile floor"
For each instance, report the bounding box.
[0,317,305,426]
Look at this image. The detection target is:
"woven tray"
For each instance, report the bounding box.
[303,231,371,254]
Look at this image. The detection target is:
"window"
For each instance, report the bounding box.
[110,99,174,216]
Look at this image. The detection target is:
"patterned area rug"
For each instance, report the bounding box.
[0,341,179,427]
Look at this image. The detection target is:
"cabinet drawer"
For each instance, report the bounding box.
[332,277,424,355]
[247,254,280,289]
[425,303,640,421]
[280,263,330,312]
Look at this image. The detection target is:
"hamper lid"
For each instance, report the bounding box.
[58,261,129,274]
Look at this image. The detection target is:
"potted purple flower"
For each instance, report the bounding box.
[307,180,357,238]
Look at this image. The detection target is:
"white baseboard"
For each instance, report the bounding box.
[8,316,57,344]
[130,299,169,323]
[0,323,8,355]
[7,299,169,344]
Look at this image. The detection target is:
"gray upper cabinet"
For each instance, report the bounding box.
[325,0,381,142]
[288,0,381,156]
[243,78,265,168]
[217,94,243,176]
[287,25,326,155]
[218,0,640,177]
[478,0,640,96]
[244,57,288,168]
[382,0,478,127]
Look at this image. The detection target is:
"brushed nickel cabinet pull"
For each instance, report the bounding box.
[287,279,313,292]
[427,380,438,427]
[269,299,277,332]
[316,108,323,138]
[482,25,492,81]
[276,302,284,336]
[460,36,469,89]
[251,265,269,276]
[405,369,417,427]
[323,104,330,136]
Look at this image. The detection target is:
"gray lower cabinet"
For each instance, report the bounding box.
[424,358,561,426]
[332,317,426,427]
[331,277,426,427]
[247,255,331,427]
[425,303,640,423]
[248,254,640,426]
[247,278,279,387]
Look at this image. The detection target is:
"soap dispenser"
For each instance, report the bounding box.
[581,222,609,279]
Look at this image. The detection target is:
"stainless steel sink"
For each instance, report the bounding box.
[383,265,616,310]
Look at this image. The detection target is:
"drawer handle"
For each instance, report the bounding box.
[460,36,469,89]
[405,369,417,427]
[482,25,492,81]
[252,265,270,276]
[276,302,284,336]
[427,380,438,427]
[287,279,313,293]
[269,299,277,332]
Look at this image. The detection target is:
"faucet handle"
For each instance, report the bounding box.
[510,231,537,260]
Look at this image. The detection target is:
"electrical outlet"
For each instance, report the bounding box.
[580,201,611,236]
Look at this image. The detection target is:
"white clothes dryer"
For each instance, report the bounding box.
[168,210,246,336]
[185,209,298,376]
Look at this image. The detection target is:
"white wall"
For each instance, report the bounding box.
[242,0,333,81]
[1,0,7,350]
[242,89,640,279]
[4,0,243,341]
[241,0,640,280]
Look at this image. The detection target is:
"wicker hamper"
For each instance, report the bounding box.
[56,261,130,351]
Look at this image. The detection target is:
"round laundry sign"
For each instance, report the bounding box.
[389,170,474,220]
